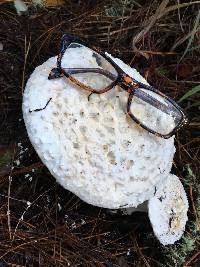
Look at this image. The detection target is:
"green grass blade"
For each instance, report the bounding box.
[178,9,200,63]
[178,84,200,103]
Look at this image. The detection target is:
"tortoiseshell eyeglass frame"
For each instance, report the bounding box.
[48,34,188,139]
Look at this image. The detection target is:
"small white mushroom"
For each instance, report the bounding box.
[148,174,188,245]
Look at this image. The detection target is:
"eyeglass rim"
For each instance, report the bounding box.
[49,33,188,139]
[127,91,188,139]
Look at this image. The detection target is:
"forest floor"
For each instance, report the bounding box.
[0,1,200,266]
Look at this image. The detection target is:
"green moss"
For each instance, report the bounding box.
[105,0,137,17]
[32,0,44,7]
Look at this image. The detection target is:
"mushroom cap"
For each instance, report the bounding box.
[148,174,188,245]
[23,48,175,209]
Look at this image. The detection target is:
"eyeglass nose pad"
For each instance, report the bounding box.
[48,68,62,80]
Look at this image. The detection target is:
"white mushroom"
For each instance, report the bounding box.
[22,45,188,244]
[148,174,188,245]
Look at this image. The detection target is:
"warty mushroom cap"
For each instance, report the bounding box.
[23,46,175,209]
[148,174,188,245]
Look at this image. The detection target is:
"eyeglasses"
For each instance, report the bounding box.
[48,34,188,139]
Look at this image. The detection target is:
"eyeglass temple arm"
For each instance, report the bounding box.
[64,68,172,116]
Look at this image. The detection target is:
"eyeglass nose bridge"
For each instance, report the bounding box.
[118,74,139,93]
